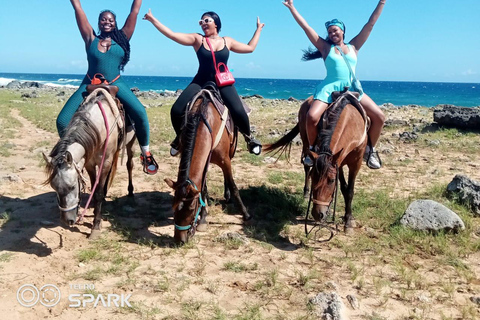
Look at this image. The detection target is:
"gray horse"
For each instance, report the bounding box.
[44,88,135,239]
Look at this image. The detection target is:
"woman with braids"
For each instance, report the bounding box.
[143,9,264,156]
[283,0,386,169]
[57,0,158,175]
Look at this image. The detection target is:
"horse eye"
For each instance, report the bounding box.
[328,178,335,185]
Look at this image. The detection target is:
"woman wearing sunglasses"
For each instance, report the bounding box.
[283,0,387,169]
[143,10,264,156]
[57,0,159,175]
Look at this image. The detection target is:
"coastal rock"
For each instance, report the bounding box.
[309,292,348,320]
[446,175,480,216]
[398,131,418,142]
[130,87,140,93]
[22,81,44,88]
[6,81,22,89]
[400,199,465,232]
[433,105,480,130]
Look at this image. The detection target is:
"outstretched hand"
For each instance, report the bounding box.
[257,17,265,30]
[143,8,154,22]
[282,0,294,9]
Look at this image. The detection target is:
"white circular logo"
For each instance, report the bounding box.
[17,284,61,308]
[40,284,61,307]
[17,284,40,307]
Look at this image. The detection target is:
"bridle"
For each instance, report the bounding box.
[304,151,339,242]
[56,156,86,213]
[174,179,207,234]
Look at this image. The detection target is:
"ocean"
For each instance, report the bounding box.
[0,72,478,107]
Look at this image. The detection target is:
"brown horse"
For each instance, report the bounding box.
[264,93,368,233]
[44,88,135,239]
[165,88,251,243]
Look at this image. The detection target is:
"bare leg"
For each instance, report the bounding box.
[306,99,329,147]
[359,94,385,147]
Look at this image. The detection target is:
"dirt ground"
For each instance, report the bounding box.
[0,101,479,320]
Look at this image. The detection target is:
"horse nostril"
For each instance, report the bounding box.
[67,219,75,226]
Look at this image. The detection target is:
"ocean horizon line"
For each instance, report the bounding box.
[1,71,479,85]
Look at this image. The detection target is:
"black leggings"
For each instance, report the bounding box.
[171,82,251,136]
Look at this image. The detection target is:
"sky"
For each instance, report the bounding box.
[0,0,479,83]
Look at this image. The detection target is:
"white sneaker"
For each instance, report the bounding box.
[364,146,382,169]
[303,154,314,167]
[170,147,180,157]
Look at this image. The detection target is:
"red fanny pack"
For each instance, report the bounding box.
[88,73,120,85]
[205,37,235,87]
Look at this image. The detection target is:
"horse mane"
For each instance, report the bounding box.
[177,92,210,198]
[315,97,350,175]
[45,93,103,185]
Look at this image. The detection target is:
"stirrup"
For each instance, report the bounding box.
[170,136,180,157]
[140,152,158,175]
[303,154,314,167]
[245,135,262,155]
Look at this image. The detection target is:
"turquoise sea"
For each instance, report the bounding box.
[0,72,478,107]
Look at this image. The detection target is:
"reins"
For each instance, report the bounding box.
[304,152,339,242]
[76,100,110,223]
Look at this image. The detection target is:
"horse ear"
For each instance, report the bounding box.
[186,184,201,196]
[42,152,52,164]
[309,150,319,160]
[65,151,73,165]
[164,178,177,189]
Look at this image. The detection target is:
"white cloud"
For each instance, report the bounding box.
[461,69,477,76]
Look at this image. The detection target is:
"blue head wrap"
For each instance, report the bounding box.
[325,19,345,32]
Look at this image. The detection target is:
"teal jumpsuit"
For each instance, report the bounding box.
[56,37,150,146]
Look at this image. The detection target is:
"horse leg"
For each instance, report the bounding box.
[89,170,110,239]
[126,131,136,198]
[303,165,311,199]
[221,160,251,221]
[224,178,231,203]
[342,164,360,234]
[197,183,209,232]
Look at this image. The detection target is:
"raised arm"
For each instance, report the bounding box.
[228,17,264,54]
[121,0,142,40]
[70,0,94,44]
[350,0,386,50]
[282,0,330,56]
[143,9,199,47]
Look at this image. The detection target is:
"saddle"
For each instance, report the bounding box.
[321,89,368,130]
[185,82,251,136]
[86,83,119,97]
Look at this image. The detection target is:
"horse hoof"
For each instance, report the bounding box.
[88,229,101,240]
[344,226,354,235]
[196,223,208,232]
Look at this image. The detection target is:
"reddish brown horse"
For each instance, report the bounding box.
[265,93,368,233]
[165,88,251,243]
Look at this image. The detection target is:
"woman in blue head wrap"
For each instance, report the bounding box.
[283,0,387,169]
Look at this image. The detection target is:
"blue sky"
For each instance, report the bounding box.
[1,0,479,83]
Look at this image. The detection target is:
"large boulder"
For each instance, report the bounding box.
[6,80,22,89]
[433,105,480,130]
[446,175,480,216]
[400,200,465,232]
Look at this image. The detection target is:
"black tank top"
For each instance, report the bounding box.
[192,37,230,84]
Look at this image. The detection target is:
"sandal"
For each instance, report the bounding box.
[245,135,262,155]
[170,136,180,157]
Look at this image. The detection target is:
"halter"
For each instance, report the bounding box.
[304,151,339,241]
[174,179,207,231]
[56,156,86,213]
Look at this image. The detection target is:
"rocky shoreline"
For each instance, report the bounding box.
[2,80,480,130]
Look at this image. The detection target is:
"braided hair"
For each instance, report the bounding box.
[97,10,130,71]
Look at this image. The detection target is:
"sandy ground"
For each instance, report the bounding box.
[0,99,479,319]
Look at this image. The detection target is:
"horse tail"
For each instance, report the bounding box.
[263,123,299,162]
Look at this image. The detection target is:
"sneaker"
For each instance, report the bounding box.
[364,146,382,169]
[303,154,314,167]
[170,136,180,157]
[140,151,158,175]
[246,136,262,155]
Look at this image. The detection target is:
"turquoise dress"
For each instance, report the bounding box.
[56,37,150,146]
[314,44,363,103]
